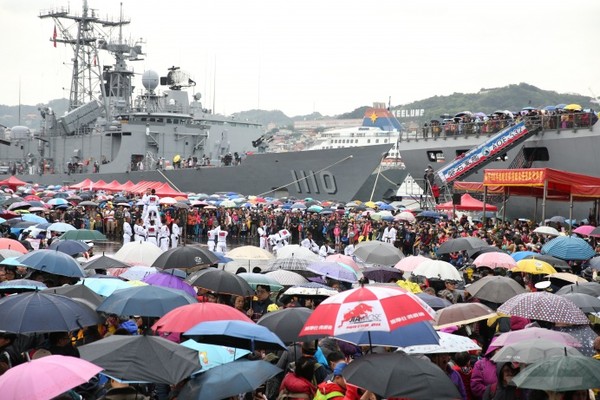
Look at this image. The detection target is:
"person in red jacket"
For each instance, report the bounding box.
[314,363,375,400]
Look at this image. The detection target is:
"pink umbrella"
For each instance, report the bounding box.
[573,225,596,236]
[0,355,102,399]
[473,252,516,270]
[492,327,581,348]
[394,255,428,272]
[326,254,361,272]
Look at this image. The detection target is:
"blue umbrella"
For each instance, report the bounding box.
[0,279,47,292]
[184,320,286,351]
[48,240,90,256]
[417,210,444,219]
[542,236,596,261]
[79,277,132,297]
[335,320,440,347]
[0,291,100,333]
[178,359,282,400]
[180,339,250,371]
[511,251,540,262]
[415,292,452,310]
[97,285,197,317]
[17,249,85,278]
[212,252,233,264]
[21,214,47,224]
[47,222,76,232]
[291,202,306,210]
[378,203,395,211]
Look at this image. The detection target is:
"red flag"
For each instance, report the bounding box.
[53,25,57,47]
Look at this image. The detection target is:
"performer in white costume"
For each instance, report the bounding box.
[133,218,146,242]
[170,218,180,249]
[122,216,133,244]
[257,221,268,250]
[206,227,218,252]
[216,226,228,254]
[158,220,170,251]
[301,233,319,254]
[146,220,159,247]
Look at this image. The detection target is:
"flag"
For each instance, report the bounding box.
[53,25,57,48]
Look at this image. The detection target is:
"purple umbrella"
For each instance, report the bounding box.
[143,272,196,297]
[306,261,358,283]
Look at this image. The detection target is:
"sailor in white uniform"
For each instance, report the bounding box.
[146,220,159,247]
[145,189,161,226]
[133,218,147,242]
[158,221,170,251]
[257,221,268,250]
[216,226,228,254]
[206,227,218,252]
[319,240,335,260]
[170,218,180,249]
[301,233,319,254]
[122,216,133,244]
[140,189,151,221]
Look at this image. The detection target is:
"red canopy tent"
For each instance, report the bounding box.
[436,193,497,211]
[92,180,107,190]
[0,176,27,190]
[103,180,122,192]
[115,180,135,192]
[70,178,94,190]
[153,182,188,198]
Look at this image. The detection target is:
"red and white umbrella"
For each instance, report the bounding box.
[298,285,435,337]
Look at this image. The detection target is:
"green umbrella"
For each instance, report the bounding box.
[236,272,283,292]
[59,229,107,241]
[512,354,600,392]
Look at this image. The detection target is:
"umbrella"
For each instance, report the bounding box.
[263,256,312,273]
[563,103,583,111]
[491,339,583,364]
[79,277,132,297]
[264,269,309,286]
[589,256,600,271]
[415,292,452,310]
[558,293,600,313]
[342,353,461,400]
[97,285,197,317]
[472,252,517,270]
[335,320,440,348]
[395,255,429,272]
[511,355,600,392]
[0,238,27,253]
[512,259,557,275]
[47,222,76,232]
[144,272,197,297]
[78,200,98,207]
[0,355,103,400]
[237,272,284,292]
[0,291,100,333]
[298,285,435,339]
[282,282,339,297]
[178,359,282,400]
[212,251,232,264]
[227,245,274,261]
[436,237,488,255]
[152,246,219,270]
[523,254,570,270]
[275,245,319,262]
[113,241,162,266]
[353,241,404,265]
[465,276,526,304]
[325,254,361,272]
[115,266,157,281]
[395,211,416,223]
[412,259,463,281]
[434,302,496,329]
[541,236,596,260]
[184,320,286,351]
[48,239,90,256]
[59,229,107,241]
[152,302,252,333]
[553,324,599,357]
[185,268,254,296]
[0,278,47,293]
[511,251,540,261]
[47,198,68,207]
[17,249,85,278]
[468,246,507,259]
[498,292,590,325]
[8,201,32,210]
[533,226,561,236]
[20,214,47,224]
[42,284,105,309]
[306,261,359,283]
[573,225,596,236]
[82,254,130,270]
[547,272,587,284]
[362,265,404,283]
[79,335,201,385]
[555,282,600,296]
[493,327,582,348]
[401,331,481,354]
[257,307,312,344]
[0,249,25,259]
[180,340,250,371]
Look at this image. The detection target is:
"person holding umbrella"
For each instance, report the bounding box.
[99,379,150,400]
[248,284,273,322]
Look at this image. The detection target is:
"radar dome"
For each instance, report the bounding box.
[142,70,159,91]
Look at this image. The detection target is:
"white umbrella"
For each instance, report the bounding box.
[394,211,416,223]
[491,339,582,364]
[227,246,274,261]
[159,197,177,205]
[533,226,560,236]
[47,222,76,232]
[412,260,463,281]
[276,245,319,262]
[401,332,481,354]
[265,270,309,286]
[113,241,163,266]
[119,266,158,281]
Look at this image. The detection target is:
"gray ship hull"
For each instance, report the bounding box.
[399,123,600,219]
[15,144,393,202]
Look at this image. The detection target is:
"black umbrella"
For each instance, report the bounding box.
[178,359,282,400]
[186,268,254,296]
[437,237,488,255]
[556,282,600,297]
[343,353,460,399]
[467,246,504,259]
[97,285,197,317]
[82,254,131,271]
[42,284,105,309]
[257,307,313,344]
[362,265,404,282]
[558,293,600,313]
[152,246,219,270]
[523,254,570,270]
[0,292,100,333]
[415,292,452,310]
[79,335,201,384]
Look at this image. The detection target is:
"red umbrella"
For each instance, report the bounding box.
[0,238,27,253]
[298,285,434,338]
[152,302,252,333]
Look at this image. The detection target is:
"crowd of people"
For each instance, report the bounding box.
[0,184,599,400]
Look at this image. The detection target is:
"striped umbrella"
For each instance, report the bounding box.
[541,236,595,261]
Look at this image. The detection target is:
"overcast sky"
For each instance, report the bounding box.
[2,0,599,116]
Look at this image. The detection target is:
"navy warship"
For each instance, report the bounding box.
[0,1,395,202]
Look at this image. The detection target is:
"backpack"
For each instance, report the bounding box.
[313,389,344,400]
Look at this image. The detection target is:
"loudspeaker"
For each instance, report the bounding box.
[452,193,461,205]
